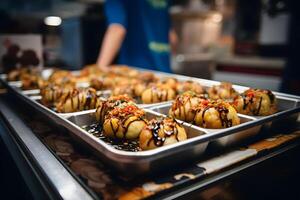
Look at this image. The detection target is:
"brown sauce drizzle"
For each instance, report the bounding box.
[266,90,275,103]
[84,90,92,109]
[200,106,211,127]
[172,95,186,119]
[147,120,165,147]
[254,96,263,115]
[58,88,98,112]
[150,86,170,103]
[150,87,153,103]
[147,118,180,147]
[108,115,146,139]
[242,93,254,110]
[197,102,232,128]
[172,93,206,121]
[105,104,146,139]
[96,101,108,122]
[216,104,232,128]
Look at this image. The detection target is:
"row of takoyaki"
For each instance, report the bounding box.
[8,66,277,116]
[94,95,188,150]
[169,87,277,130]
[7,68,76,90]
[7,66,229,99]
[169,91,241,129]
[111,79,240,104]
[41,86,100,113]
[111,78,205,104]
[6,65,157,90]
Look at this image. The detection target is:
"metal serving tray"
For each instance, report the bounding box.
[148,103,262,147]
[1,70,300,176]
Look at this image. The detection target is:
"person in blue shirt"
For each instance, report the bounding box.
[96,0,177,73]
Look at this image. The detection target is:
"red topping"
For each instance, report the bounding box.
[123,105,138,114]
[202,99,210,106]
[247,91,254,98]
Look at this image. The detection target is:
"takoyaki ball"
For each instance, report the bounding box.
[101,76,116,89]
[194,101,240,129]
[56,88,99,113]
[49,70,75,86]
[7,69,21,81]
[162,78,178,90]
[169,91,209,122]
[21,74,44,90]
[102,76,129,89]
[207,82,238,100]
[176,81,205,94]
[116,76,135,86]
[49,70,72,82]
[7,67,39,81]
[80,64,105,77]
[133,82,147,97]
[112,84,135,98]
[233,89,277,116]
[40,84,74,107]
[110,65,139,78]
[139,117,187,150]
[139,72,158,84]
[73,75,91,83]
[95,94,135,123]
[7,69,23,81]
[90,77,105,90]
[37,77,48,89]
[103,102,147,139]
[117,78,149,97]
[141,85,176,104]
[107,94,135,104]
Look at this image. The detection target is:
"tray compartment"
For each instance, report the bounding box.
[66,109,209,147]
[63,109,209,175]
[204,115,261,147]
[254,96,300,130]
[268,96,300,128]
[149,103,262,147]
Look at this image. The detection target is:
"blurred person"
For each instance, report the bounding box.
[96,0,177,72]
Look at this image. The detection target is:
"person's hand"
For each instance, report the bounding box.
[96,62,110,72]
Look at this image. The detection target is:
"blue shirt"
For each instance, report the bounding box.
[105,0,171,72]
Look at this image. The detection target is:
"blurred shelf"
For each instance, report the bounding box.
[216,56,286,69]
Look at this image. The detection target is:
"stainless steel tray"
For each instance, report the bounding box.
[1,70,300,176]
[148,103,262,147]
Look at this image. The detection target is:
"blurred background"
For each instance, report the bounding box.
[0,0,299,94]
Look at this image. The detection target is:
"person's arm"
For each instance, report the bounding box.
[96,0,127,70]
[96,24,126,70]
